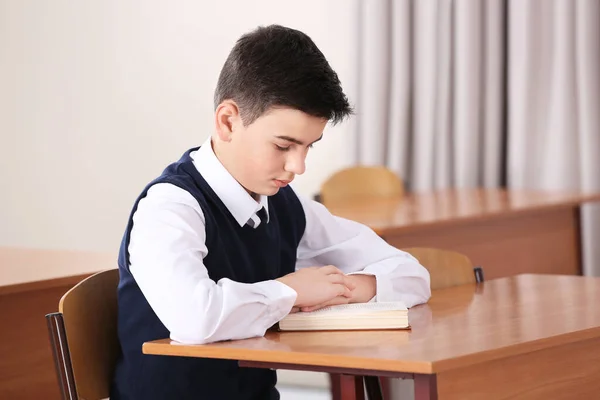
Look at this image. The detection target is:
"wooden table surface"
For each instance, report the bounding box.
[323,189,600,235]
[143,274,600,375]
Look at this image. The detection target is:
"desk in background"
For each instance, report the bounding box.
[144,274,600,400]
[326,189,600,279]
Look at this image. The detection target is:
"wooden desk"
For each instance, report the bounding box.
[326,189,600,279]
[144,274,600,400]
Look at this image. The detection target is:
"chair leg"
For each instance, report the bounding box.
[46,312,79,400]
[474,266,485,283]
[364,376,383,400]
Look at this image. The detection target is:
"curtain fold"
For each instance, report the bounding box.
[354,0,505,191]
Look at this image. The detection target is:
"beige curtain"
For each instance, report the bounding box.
[352,0,505,191]
[508,0,600,277]
[353,0,600,277]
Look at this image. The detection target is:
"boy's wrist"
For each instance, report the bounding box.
[347,274,377,303]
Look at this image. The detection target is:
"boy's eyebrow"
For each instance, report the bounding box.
[275,135,323,146]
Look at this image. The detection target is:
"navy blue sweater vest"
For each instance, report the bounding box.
[110,148,306,400]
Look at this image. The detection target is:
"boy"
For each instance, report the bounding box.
[111,25,430,400]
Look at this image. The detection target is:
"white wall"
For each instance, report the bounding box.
[0,1,359,259]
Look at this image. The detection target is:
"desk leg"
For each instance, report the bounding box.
[414,374,438,400]
[241,361,398,400]
[330,374,342,400]
[331,374,365,400]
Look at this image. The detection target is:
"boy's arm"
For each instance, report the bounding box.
[294,191,431,308]
[128,183,298,345]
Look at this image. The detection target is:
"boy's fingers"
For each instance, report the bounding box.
[319,265,343,275]
[329,274,356,290]
[344,276,357,289]
[328,295,352,306]
[301,296,350,312]
[335,284,353,298]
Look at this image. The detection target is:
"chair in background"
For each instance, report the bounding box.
[401,247,484,289]
[317,166,404,205]
[46,269,120,400]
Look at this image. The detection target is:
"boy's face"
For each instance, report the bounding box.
[214,104,327,197]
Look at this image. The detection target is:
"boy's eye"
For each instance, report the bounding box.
[275,143,314,151]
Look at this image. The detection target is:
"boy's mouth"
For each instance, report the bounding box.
[273,179,292,188]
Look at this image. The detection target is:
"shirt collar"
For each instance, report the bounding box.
[191,137,269,227]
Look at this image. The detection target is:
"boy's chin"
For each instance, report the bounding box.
[257,184,281,197]
[262,187,281,196]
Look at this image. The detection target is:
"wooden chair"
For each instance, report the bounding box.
[318,166,404,205]
[401,247,484,289]
[45,269,120,400]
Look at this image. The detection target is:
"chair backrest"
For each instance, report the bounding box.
[54,269,120,399]
[319,166,404,205]
[402,247,482,290]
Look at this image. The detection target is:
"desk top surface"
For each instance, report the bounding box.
[324,188,600,235]
[143,274,600,374]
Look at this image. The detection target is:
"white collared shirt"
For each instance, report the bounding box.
[128,138,431,344]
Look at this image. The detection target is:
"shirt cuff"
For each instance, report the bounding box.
[256,280,297,321]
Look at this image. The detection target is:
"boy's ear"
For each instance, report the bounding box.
[215,100,242,142]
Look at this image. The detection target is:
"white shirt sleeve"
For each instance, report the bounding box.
[128,183,297,345]
[295,192,431,308]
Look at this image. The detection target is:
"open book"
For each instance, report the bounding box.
[278,302,409,331]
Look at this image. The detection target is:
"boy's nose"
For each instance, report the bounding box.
[285,155,306,175]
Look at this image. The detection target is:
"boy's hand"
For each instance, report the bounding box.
[346,274,377,303]
[276,265,356,309]
[298,274,377,312]
[298,295,352,312]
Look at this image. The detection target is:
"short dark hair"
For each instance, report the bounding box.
[214,25,353,126]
